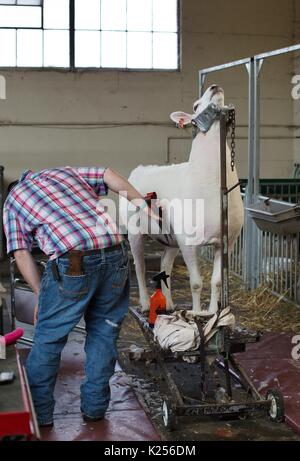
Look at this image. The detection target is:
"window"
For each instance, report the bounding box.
[0,0,179,69]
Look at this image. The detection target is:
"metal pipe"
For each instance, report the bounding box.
[294,237,298,303]
[244,58,262,289]
[199,71,207,97]
[255,43,300,60]
[220,111,229,309]
[0,121,299,131]
[199,44,300,78]
[200,58,251,76]
[254,59,262,198]
[18,337,34,346]
[229,355,263,400]
[69,0,75,68]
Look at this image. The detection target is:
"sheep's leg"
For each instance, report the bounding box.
[160,247,180,311]
[128,233,150,312]
[209,242,234,314]
[179,244,204,314]
[208,247,221,315]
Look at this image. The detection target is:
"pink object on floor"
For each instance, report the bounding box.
[4,328,24,346]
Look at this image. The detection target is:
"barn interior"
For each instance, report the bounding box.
[1,0,300,444]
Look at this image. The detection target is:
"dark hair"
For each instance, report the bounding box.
[7,181,19,193]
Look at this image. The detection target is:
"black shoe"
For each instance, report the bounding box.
[39,421,54,428]
[81,408,104,422]
[82,414,104,423]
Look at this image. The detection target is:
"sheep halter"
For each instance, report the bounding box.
[192,104,236,171]
[191,103,235,138]
[192,103,222,137]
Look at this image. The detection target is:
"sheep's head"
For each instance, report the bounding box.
[170,85,225,127]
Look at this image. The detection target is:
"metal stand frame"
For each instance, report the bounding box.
[129,307,268,426]
[199,43,300,289]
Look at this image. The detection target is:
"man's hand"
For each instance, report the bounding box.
[132,198,162,224]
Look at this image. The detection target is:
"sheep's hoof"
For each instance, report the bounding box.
[140,305,150,314]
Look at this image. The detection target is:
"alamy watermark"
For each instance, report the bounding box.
[0,75,6,100]
[292,75,300,100]
[95,194,206,246]
[291,335,300,360]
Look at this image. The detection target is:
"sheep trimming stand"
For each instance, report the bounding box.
[129,107,285,431]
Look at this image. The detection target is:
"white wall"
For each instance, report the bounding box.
[0,0,297,191]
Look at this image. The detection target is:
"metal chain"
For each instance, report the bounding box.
[229,109,236,172]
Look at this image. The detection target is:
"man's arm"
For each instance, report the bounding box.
[104,168,162,223]
[14,250,41,295]
[103,168,148,208]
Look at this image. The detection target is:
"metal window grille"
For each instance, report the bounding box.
[0,0,180,69]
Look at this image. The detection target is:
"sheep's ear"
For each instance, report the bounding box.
[170,111,193,126]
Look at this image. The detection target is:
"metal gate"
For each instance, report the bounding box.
[199,188,300,306]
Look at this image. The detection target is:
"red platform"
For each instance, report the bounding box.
[236,332,300,435]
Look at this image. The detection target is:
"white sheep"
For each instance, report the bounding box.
[120,85,244,316]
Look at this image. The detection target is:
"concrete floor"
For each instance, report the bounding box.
[2,239,300,441]
[18,339,160,442]
[117,240,300,441]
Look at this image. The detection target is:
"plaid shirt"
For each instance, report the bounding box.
[3,166,123,260]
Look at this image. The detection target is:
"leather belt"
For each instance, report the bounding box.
[58,243,125,276]
[70,243,124,256]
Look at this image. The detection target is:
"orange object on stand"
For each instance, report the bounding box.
[149,271,170,328]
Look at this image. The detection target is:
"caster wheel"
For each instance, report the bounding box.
[162,399,177,432]
[238,412,247,421]
[266,388,285,423]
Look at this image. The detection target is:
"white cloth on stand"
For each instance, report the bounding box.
[153,308,235,354]
[153,312,200,353]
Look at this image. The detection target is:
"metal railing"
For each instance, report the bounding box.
[200,230,300,306]
[259,231,299,304]
[240,179,300,204]
[200,192,300,306]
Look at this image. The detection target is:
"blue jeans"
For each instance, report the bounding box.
[25,242,130,425]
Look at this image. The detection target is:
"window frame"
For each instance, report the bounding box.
[0,0,181,71]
